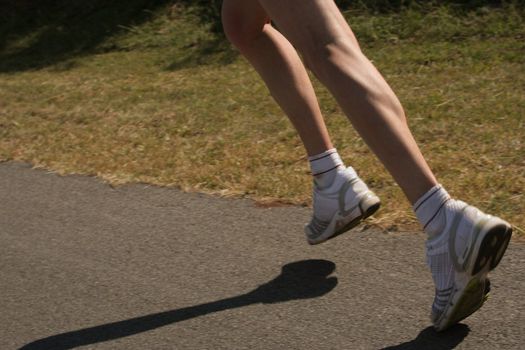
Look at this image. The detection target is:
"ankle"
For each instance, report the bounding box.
[308,148,344,190]
[414,184,451,239]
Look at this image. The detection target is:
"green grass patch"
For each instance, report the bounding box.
[1,2,524,234]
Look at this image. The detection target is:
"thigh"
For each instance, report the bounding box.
[222,0,270,40]
[256,0,357,52]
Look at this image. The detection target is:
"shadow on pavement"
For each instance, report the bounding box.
[382,324,470,350]
[19,259,337,350]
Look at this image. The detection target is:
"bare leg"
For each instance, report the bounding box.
[222,0,333,156]
[256,0,437,204]
[231,1,513,331]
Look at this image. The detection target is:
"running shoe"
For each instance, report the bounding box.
[427,201,512,331]
[305,167,380,245]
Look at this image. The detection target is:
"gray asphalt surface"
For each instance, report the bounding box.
[1,161,523,349]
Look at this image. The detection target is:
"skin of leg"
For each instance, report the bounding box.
[256,0,437,204]
[222,0,333,157]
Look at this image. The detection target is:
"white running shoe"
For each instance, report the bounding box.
[427,200,512,332]
[305,167,380,245]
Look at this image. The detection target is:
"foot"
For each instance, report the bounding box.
[304,167,380,245]
[427,200,512,331]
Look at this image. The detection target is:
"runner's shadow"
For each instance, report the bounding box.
[20,259,337,350]
[381,324,470,350]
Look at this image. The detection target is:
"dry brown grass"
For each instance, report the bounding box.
[1,5,523,234]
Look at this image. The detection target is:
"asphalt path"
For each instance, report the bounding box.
[1,161,523,349]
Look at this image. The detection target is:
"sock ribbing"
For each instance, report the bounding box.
[308,149,343,175]
[414,184,451,239]
[308,148,344,189]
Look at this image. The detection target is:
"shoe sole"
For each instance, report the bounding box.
[307,194,380,245]
[435,221,512,331]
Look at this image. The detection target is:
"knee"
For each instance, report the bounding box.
[221,2,267,51]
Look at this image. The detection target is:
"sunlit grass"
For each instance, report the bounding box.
[1,3,523,233]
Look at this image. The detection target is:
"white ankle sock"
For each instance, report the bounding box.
[413,184,451,239]
[308,148,344,189]
[414,185,456,304]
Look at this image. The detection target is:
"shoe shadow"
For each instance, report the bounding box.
[19,259,337,350]
[381,324,470,350]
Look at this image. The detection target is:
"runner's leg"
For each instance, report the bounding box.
[254,0,512,331]
[222,0,381,244]
[222,0,332,157]
[256,0,437,204]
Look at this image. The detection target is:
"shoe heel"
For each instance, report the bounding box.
[490,225,512,270]
[329,194,380,242]
[472,223,512,276]
[359,193,381,219]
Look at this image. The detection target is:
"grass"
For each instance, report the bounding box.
[0,2,524,234]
